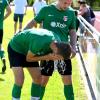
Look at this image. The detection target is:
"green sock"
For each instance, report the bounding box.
[40,86,45,100]
[31,83,41,97]
[12,84,22,98]
[64,85,74,100]
[0,50,5,58]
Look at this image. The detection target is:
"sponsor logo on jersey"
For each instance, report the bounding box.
[63,16,68,21]
[50,22,66,28]
[48,14,54,17]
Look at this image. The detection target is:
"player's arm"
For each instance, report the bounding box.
[69,11,77,58]
[4,5,11,20]
[24,5,27,15]
[23,19,37,30]
[69,29,77,58]
[24,6,46,30]
[26,51,60,62]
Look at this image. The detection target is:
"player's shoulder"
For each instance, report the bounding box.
[67,7,76,15]
[40,4,54,11]
[67,7,75,12]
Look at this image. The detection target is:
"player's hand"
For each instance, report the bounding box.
[70,47,76,59]
[47,53,63,61]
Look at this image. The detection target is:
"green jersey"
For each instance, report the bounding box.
[68,6,79,31]
[9,29,60,56]
[34,4,76,42]
[0,0,8,29]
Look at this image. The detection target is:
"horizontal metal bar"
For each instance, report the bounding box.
[78,15,100,43]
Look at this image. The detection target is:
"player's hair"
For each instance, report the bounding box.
[78,0,86,4]
[55,42,71,59]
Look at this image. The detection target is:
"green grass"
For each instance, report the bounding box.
[0,7,88,100]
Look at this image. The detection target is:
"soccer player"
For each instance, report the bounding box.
[13,0,27,33]
[0,0,11,73]
[7,28,72,100]
[24,0,77,99]
[33,0,47,16]
[33,0,47,28]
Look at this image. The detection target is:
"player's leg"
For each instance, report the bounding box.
[27,65,41,100]
[40,60,54,100]
[19,14,24,32]
[58,59,74,100]
[1,50,6,73]
[7,44,24,100]
[14,14,18,34]
[0,29,6,73]
[12,67,24,100]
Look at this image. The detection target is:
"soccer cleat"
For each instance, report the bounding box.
[2,65,6,73]
[1,59,6,73]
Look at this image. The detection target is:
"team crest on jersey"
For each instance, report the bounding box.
[63,16,67,21]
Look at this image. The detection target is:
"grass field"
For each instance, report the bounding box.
[0,7,88,100]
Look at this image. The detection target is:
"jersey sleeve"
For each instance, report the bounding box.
[34,6,47,23]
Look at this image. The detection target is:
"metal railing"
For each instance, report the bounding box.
[77,15,100,100]
[78,15,100,43]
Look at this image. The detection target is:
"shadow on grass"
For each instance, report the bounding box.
[0,77,5,81]
[0,72,6,74]
[0,72,6,81]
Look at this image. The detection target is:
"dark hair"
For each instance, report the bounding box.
[78,0,86,4]
[55,42,71,60]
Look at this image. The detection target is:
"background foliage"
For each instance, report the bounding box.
[8,0,100,8]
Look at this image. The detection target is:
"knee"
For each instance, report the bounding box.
[62,75,72,85]
[41,76,50,86]
[33,75,42,84]
[15,76,24,86]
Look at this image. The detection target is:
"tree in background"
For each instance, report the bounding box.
[86,0,100,7]
[9,0,100,8]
